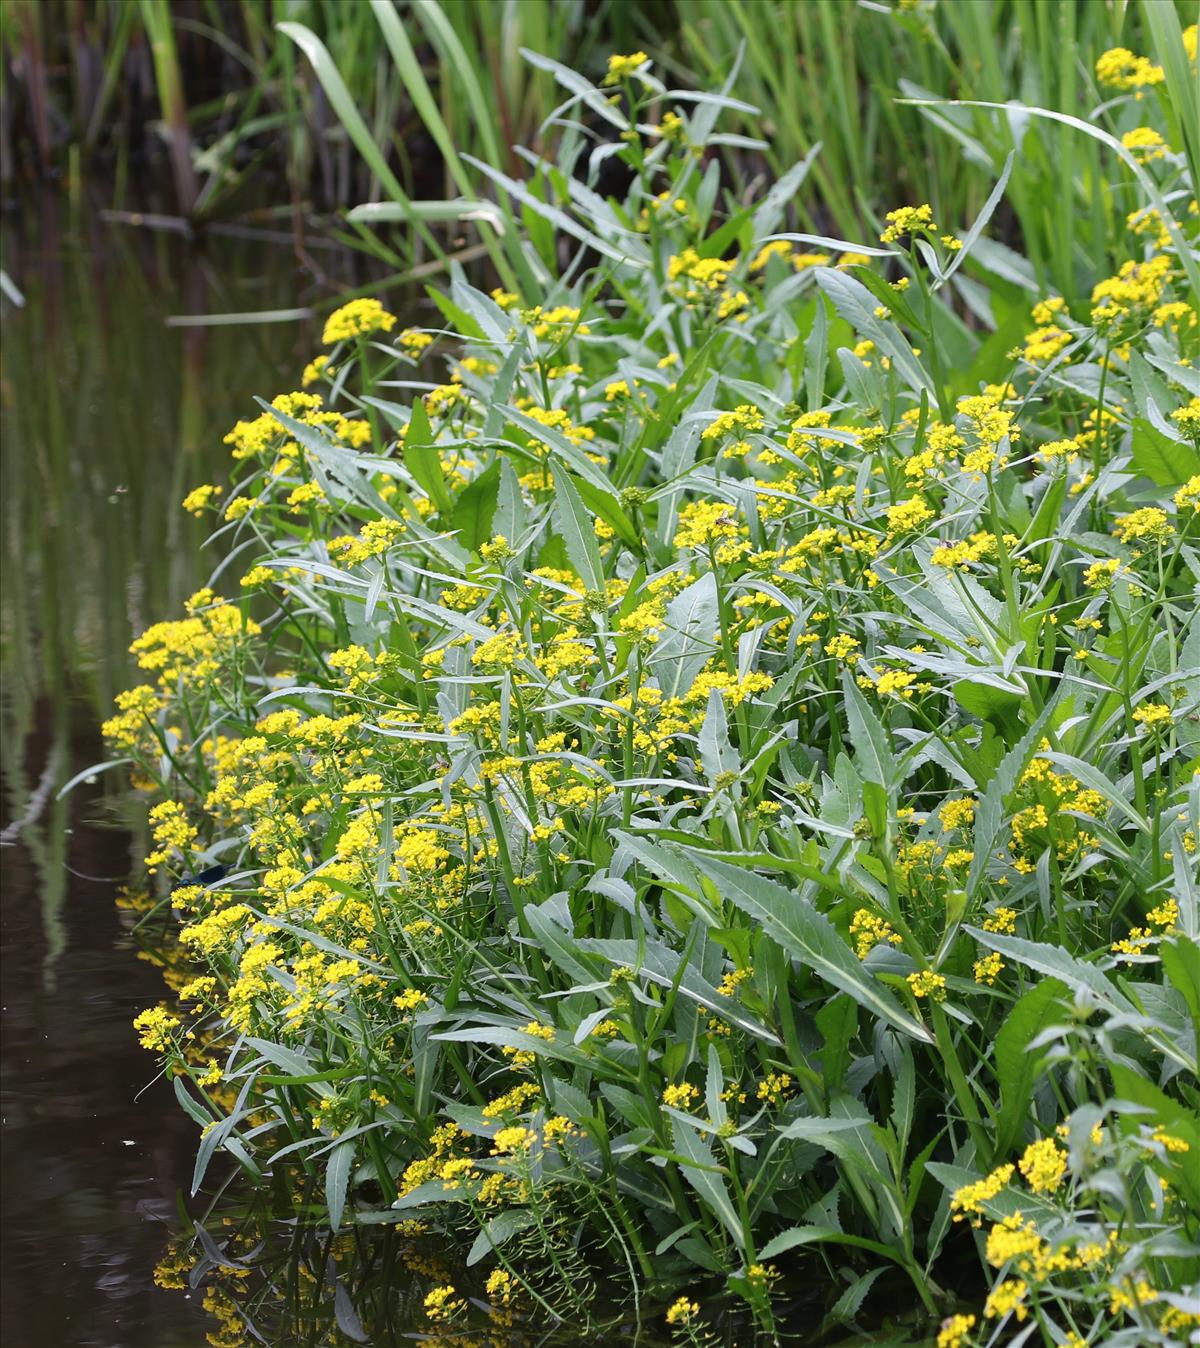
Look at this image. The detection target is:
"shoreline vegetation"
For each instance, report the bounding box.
[39,6,1200,1346]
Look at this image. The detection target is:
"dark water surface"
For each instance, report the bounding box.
[1,196,310,1347]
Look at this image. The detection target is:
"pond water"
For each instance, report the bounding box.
[0,196,312,1347]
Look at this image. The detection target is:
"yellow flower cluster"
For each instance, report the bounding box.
[321,298,398,345]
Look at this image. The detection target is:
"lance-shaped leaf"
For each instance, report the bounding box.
[551,464,605,593]
[679,850,933,1043]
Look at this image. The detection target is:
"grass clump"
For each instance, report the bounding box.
[106,38,1200,1347]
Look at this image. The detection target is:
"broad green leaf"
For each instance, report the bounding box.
[1130,419,1200,487]
[966,928,1132,1013]
[326,1139,355,1231]
[451,460,500,552]
[841,669,897,791]
[649,573,720,699]
[993,977,1067,1157]
[467,1210,537,1266]
[551,464,605,593]
[396,396,453,514]
[681,850,933,1042]
[671,1115,743,1246]
[1108,1063,1200,1212]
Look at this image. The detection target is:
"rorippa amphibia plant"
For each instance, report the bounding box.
[106,36,1200,1346]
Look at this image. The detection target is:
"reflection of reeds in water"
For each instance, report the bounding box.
[154,1189,686,1348]
[0,191,310,966]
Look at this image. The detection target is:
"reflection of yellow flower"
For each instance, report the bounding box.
[423,1284,464,1320]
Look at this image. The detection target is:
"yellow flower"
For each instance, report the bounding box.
[491,1125,535,1154]
[398,327,433,354]
[673,499,744,549]
[1114,507,1173,544]
[471,630,526,668]
[393,988,428,1013]
[939,797,976,831]
[286,481,326,512]
[662,1082,700,1109]
[973,952,1004,986]
[1172,398,1200,436]
[604,51,649,84]
[936,1313,976,1348]
[1132,702,1172,729]
[1175,475,1200,511]
[1146,899,1178,930]
[756,1071,793,1105]
[886,495,934,533]
[301,354,330,386]
[181,483,222,516]
[322,298,397,345]
[132,1005,180,1052]
[486,1268,518,1305]
[824,633,860,663]
[1083,557,1121,588]
[983,1279,1028,1321]
[1095,46,1164,90]
[951,1164,1014,1223]
[881,203,936,244]
[665,1295,699,1326]
[1018,1136,1067,1194]
[907,969,946,1000]
[1121,126,1166,162]
[875,669,918,698]
[849,909,901,960]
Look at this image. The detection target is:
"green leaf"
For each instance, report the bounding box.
[467,1210,537,1266]
[815,994,857,1092]
[841,669,897,791]
[277,23,420,225]
[680,849,933,1042]
[1161,937,1200,1050]
[1108,1064,1200,1213]
[967,929,1132,1013]
[326,1139,354,1231]
[941,151,1013,285]
[550,464,605,592]
[1130,419,1199,487]
[575,474,642,551]
[397,396,453,514]
[649,573,720,700]
[815,267,932,395]
[993,978,1067,1157]
[671,1115,743,1246]
[451,460,500,552]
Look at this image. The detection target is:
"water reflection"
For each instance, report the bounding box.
[0,192,311,1347]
